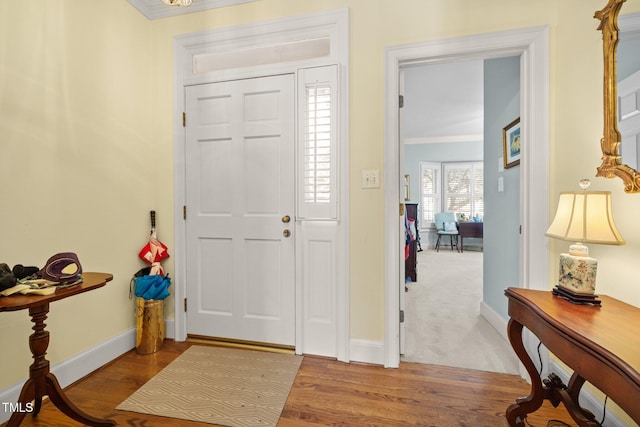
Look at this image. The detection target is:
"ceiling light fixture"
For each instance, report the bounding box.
[162,0,193,6]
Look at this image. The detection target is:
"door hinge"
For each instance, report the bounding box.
[400,310,405,323]
[184,298,187,312]
[183,205,187,220]
[182,112,186,127]
[519,225,522,234]
[399,95,404,108]
[399,203,405,216]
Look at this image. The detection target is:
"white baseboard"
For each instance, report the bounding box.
[349,339,384,365]
[480,301,509,342]
[166,319,175,339]
[480,301,533,380]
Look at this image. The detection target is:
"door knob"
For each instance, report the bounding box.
[282,215,291,223]
[283,229,291,238]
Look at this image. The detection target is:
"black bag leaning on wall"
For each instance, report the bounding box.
[129,266,152,299]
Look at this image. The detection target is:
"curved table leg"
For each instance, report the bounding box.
[563,373,599,426]
[505,318,546,426]
[45,373,115,426]
[5,380,33,427]
[6,303,115,427]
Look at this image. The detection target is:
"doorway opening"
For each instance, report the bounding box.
[399,58,521,374]
[383,26,550,370]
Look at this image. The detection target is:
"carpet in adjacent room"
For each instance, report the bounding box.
[402,249,520,375]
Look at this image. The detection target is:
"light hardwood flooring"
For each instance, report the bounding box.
[2,340,575,426]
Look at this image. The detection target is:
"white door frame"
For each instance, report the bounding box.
[383,26,550,369]
[172,9,350,362]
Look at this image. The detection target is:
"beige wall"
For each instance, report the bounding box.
[0,0,155,387]
[2,0,640,401]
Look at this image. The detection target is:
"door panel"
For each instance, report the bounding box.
[185,74,295,346]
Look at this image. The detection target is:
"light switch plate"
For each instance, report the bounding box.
[362,169,380,188]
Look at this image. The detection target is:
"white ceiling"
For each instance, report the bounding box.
[402,60,484,144]
[127,0,258,20]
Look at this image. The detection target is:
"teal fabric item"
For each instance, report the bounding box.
[135,275,171,300]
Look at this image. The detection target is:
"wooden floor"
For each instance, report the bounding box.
[3,340,575,427]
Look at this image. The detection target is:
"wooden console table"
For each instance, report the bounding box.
[504,287,640,426]
[0,272,116,427]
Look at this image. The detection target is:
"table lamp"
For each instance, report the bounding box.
[545,179,625,305]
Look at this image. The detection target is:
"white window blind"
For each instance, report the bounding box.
[298,66,338,220]
[443,162,484,221]
[305,85,331,203]
[419,162,441,225]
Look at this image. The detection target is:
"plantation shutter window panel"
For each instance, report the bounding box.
[298,65,339,220]
[420,162,441,225]
[443,162,484,221]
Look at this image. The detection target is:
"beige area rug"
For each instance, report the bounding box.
[402,249,520,375]
[117,345,303,427]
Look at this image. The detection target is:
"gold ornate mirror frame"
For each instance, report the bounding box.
[595,0,640,192]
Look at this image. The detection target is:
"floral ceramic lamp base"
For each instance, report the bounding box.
[558,253,598,294]
[553,253,602,306]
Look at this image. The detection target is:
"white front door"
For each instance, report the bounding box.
[185,74,295,347]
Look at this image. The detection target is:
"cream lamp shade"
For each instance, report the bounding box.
[545,190,625,251]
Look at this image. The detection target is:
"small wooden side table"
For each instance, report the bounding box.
[0,272,116,427]
[457,221,483,253]
[504,287,640,427]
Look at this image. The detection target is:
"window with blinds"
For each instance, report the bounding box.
[443,162,484,221]
[298,66,338,220]
[304,85,332,203]
[420,161,484,225]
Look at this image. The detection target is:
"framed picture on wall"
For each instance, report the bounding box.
[503,117,521,169]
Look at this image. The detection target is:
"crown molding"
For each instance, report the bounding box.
[404,135,483,145]
[127,0,258,20]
